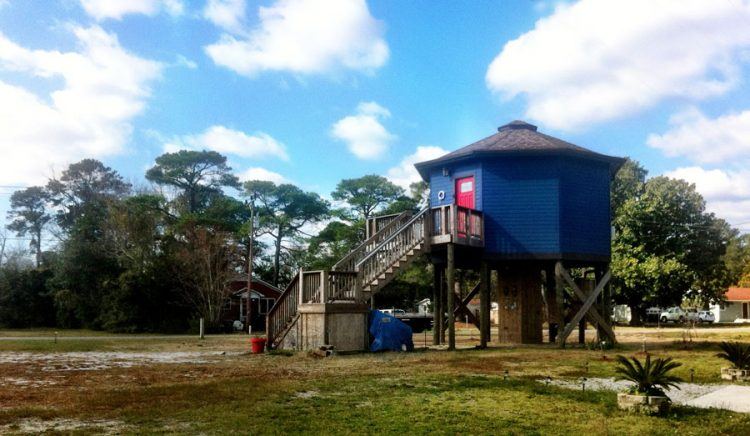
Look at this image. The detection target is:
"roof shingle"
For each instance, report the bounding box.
[414,120,625,179]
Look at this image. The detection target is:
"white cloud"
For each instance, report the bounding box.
[387,145,448,189]
[79,0,184,20]
[0,25,162,185]
[647,108,750,164]
[331,101,395,160]
[203,0,247,34]
[204,0,388,77]
[164,125,289,161]
[173,54,197,69]
[486,0,750,130]
[238,167,287,184]
[664,166,750,232]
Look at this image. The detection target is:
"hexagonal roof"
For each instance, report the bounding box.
[415,120,625,180]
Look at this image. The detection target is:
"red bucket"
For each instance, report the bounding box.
[250,337,266,354]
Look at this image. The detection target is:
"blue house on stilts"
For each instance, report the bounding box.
[266,120,625,352]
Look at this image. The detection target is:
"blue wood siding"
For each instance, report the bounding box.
[429,162,482,209]
[481,157,560,255]
[559,157,611,257]
[426,155,613,260]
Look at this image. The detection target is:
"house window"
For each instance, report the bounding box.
[460,180,473,193]
[259,298,275,314]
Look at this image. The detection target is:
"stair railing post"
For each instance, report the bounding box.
[354,270,362,302]
[450,204,457,243]
[298,269,305,306]
[321,270,329,303]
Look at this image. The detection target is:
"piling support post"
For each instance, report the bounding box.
[439,266,446,344]
[432,265,441,345]
[544,267,557,343]
[480,261,490,348]
[447,243,456,350]
[555,261,566,348]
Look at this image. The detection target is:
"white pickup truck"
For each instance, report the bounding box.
[659,307,686,324]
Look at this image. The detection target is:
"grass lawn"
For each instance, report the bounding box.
[0,327,749,434]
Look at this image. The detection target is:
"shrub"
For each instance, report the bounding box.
[614,354,682,397]
[716,341,750,370]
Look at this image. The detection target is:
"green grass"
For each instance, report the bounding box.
[1,330,750,434]
[66,365,750,435]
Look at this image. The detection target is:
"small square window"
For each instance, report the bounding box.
[460,181,473,193]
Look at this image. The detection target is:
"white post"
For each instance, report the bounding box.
[199,318,205,340]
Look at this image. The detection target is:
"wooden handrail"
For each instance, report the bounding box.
[429,204,483,246]
[266,272,301,348]
[356,208,428,288]
[332,210,412,272]
[366,212,406,239]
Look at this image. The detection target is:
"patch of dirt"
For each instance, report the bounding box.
[542,376,724,404]
[294,390,319,399]
[1,377,57,387]
[0,418,129,435]
[0,351,240,371]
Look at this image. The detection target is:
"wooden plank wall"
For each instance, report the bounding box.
[496,268,543,344]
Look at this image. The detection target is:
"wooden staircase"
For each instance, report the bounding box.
[266,203,485,350]
[266,208,429,349]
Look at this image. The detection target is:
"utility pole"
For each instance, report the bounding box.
[246,195,256,335]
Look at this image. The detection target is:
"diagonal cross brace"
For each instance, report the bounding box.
[557,266,616,345]
[444,282,481,331]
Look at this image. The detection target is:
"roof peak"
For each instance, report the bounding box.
[499,120,537,132]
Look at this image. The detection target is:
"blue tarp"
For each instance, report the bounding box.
[369,310,414,352]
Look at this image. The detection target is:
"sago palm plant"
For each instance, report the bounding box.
[614,354,683,397]
[716,341,750,370]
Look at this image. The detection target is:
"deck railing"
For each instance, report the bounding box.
[429,204,484,247]
[357,208,428,289]
[328,270,359,301]
[365,212,409,239]
[333,210,412,272]
[266,272,300,348]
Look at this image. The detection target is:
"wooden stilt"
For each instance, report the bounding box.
[439,266,445,344]
[578,317,586,344]
[496,269,502,344]
[596,264,614,343]
[544,267,557,343]
[432,265,441,346]
[480,261,490,348]
[489,269,494,343]
[446,243,456,350]
[555,261,566,348]
[577,277,586,345]
[595,268,604,342]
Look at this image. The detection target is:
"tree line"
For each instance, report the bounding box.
[0,152,748,331]
[0,150,426,331]
[611,160,750,323]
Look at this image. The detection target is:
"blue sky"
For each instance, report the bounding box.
[1,0,750,238]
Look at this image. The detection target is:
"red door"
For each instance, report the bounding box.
[455,176,475,209]
[455,176,475,238]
